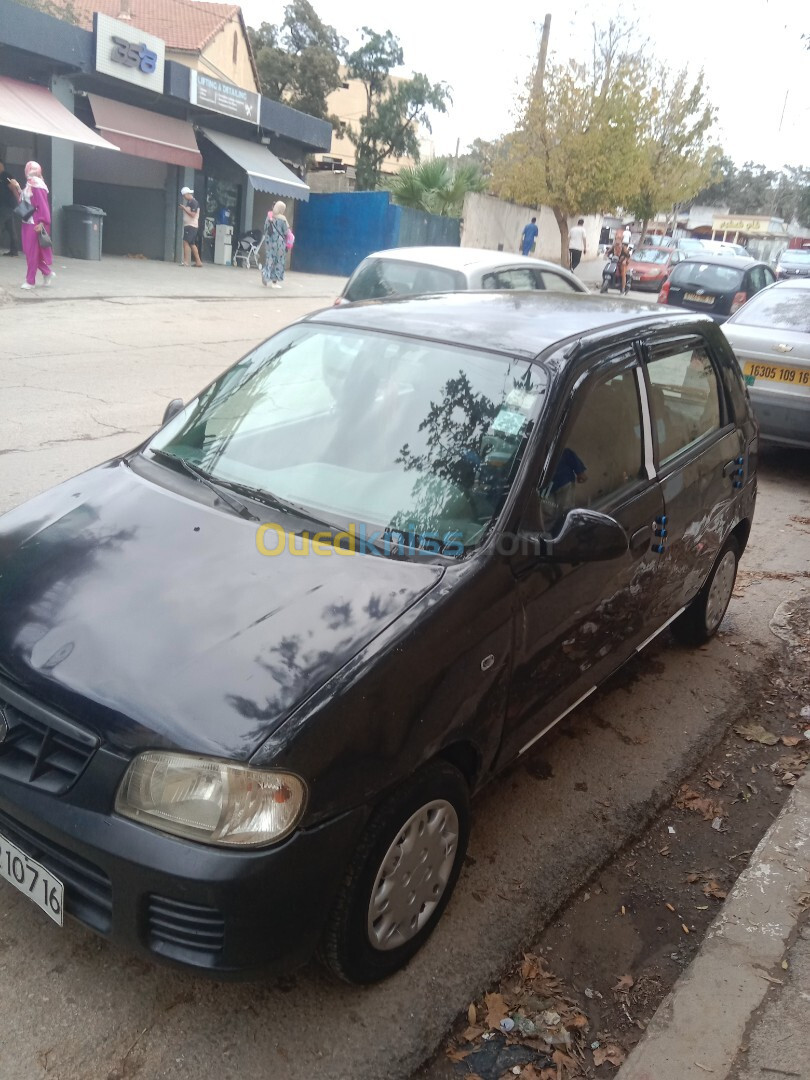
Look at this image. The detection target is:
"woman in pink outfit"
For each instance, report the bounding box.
[11,161,53,289]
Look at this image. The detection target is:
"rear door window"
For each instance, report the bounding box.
[534,270,581,292]
[646,344,722,464]
[345,259,464,301]
[482,268,537,290]
[670,262,744,295]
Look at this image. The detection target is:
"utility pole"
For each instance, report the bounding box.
[533,14,552,98]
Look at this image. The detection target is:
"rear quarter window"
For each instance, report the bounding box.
[345,259,465,301]
[670,263,744,293]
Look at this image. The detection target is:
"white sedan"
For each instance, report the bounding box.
[336,247,588,304]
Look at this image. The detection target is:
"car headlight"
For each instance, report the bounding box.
[115,752,307,847]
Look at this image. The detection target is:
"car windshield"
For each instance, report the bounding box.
[633,249,670,264]
[147,325,546,555]
[345,258,466,302]
[732,289,810,333]
[670,262,744,292]
[779,251,810,266]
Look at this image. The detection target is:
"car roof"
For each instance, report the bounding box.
[307,291,709,360]
[354,246,571,275]
[676,252,760,268]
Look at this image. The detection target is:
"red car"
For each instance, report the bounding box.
[626,247,684,292]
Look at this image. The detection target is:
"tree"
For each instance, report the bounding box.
[388,159,487,216]
[492,20,648,264]
[14,0,79,22]
[344,28,450,190]
[691,161,810,225]
[248,1,345,122]
[627,68,717,241]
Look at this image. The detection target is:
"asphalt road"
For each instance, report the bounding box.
[0,277,807,1080]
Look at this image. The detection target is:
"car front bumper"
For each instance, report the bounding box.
[0,761,367,978]
[748,387,810,449]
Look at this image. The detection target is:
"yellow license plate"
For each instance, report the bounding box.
[743,361,810,388]
[683,292,715,304]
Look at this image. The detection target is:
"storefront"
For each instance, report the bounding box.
[0,0,331,260]
[709,215,789,264]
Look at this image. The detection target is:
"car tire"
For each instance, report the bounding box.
[319,760,470,984]
[671,536,740,646]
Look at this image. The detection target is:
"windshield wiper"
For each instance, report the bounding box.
[222,480,340,532]
[149,449,259,522]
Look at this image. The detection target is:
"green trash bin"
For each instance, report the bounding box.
[62,204,106,260]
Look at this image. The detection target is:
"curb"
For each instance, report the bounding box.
[616,768,810,1080]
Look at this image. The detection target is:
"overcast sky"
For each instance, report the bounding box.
[238,0,809,170]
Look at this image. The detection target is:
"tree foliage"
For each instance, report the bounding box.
[14,0,79,23]
[345,28,450,191]
[248,0,345,122]
[693,159,810,226]
[627,68,717,238]
[492,20,650,263]
[388,159,487,216]
[492,19,721,261]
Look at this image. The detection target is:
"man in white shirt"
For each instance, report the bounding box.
[568,218,587,271]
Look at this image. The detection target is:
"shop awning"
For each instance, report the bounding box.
[0,76,118,151]
[200,128,309,201]
[88,95,202,170]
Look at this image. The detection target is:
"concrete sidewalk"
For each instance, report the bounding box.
[617,768,810,1080]
[0,251,347,304]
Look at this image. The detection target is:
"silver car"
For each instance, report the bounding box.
[336,247,588,304]
[722,279,810,449]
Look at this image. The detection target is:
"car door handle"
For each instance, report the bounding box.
[630,525,651,552]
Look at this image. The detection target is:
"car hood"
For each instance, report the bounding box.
[0,463,444,759]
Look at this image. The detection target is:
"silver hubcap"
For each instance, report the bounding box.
[367,799,459,951]
[705,550,736,633]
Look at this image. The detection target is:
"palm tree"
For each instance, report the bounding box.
[389,159,487,217]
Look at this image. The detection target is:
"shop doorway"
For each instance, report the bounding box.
[194,172,241,263]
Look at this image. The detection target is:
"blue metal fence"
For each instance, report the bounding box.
[292,191,460,277]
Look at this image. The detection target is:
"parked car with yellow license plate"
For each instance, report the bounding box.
[722,279,810,449]
[658,253,775,324]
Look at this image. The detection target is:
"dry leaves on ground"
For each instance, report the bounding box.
[702,879,727,900]
[674,785,725,821]
[734,723,779,746]
[484,992,510,1030]
[593,1044,627,1067]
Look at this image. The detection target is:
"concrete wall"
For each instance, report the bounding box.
[461,193,601,264]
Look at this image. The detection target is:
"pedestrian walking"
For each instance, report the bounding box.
[0,159,20,257]
[11,162,53,290]
[520,216,538,257]
[568,218,587,271]
[179,186,203,266]
[262,201,289,288]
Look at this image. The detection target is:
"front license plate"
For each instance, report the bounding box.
[743,361,810,389]
[683,292,715,305]
[0,829,64,926]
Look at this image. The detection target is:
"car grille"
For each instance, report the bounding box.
[0,691,98,795]
[0,809,113,932]
[147,895,225,956]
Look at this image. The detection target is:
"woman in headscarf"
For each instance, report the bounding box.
[11,162,53,290]
[262,201,289,289]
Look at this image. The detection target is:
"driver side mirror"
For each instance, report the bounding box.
[524,508,629,563]
[162,398,185,426]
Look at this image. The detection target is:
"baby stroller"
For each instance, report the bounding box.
[232,229,264,269]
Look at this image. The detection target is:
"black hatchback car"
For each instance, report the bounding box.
[659,253,775,323]
[0,293,757,983]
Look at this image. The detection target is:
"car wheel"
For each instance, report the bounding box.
[672,536,740,646]
[319,760,470,984]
